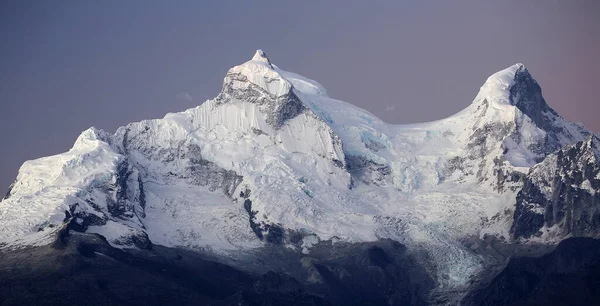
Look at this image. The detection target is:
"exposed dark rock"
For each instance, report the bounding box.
[445,156,467,175]
[509,66,559,137]
[511,137,600,240]
[287,229,309,246]
[116,135,245,199]
[217,72,306,130]
[507,65,593,161]
[493,157,525,193]
[63,203,107,233]
[251,127,266,136]
[345,155,392,187]
[331,159,344,169]
[265,91,306,129]
[109,159,134,218]
[183,144,244,197]
[467,122,514,159]
[129,231,153,250]
[3,182,14,200]
[364,138,387,152]
[265,224,284,244]
[136,175,146,217]
[511,179,547,239]
[241,197,286,244]
[240,187,251,199]
[243,198,263,240]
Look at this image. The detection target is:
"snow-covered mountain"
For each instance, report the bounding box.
[1,50,598,292]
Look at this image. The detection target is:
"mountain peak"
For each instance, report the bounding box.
[475,63,529,106]
[487,63,525,83]
[216,50,304,128]
[222,49,292,97]
[252,49,272,65]
[472,62,559,127]
[72,127,110,150]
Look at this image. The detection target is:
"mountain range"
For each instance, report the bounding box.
[1,50,599,305]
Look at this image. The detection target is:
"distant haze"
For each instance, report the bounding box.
[1,1,599,191]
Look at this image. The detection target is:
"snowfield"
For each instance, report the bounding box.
[0,50,595,290]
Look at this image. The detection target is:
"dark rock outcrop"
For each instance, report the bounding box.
[512,137,600,240]
[217,71,306,130]
[3,182,14,200]
[345,155,393,187]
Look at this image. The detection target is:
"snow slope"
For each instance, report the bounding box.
[0,50,595,289]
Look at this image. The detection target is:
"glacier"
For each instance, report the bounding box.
[1,50,597,293]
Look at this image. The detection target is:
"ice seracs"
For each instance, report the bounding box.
[1,50,599,291]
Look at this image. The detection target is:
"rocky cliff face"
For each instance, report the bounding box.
[512,136,600,240]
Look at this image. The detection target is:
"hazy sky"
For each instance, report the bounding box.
[1,1,599,192]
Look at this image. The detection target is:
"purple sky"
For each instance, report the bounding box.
[1,1,599,191]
